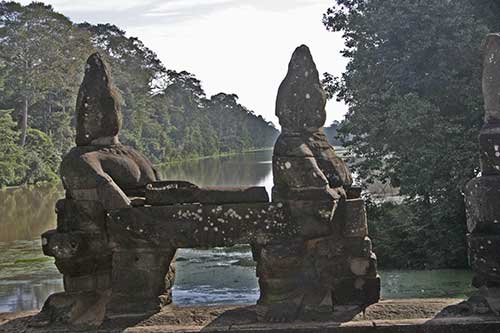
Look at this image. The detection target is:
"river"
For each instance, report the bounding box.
[0,150,474,313]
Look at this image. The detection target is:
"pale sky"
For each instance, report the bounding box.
[21,0,348,127]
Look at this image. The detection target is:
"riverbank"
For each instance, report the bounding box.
[2,298,499,333]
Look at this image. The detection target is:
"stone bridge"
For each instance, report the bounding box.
[23,35,500,331]
[38,45,379,327]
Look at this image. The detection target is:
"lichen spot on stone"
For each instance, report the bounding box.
[197,209,202,214]
[277,202,283,208]
[495,145,499,151]
[305,93,311,99]
[285,162,292,169]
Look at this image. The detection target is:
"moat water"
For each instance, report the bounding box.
[0,150,474,313]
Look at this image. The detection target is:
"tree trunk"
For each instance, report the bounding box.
[19,96,28,146]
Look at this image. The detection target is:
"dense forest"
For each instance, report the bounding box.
[0,1,279,187]
[323,0,499,269]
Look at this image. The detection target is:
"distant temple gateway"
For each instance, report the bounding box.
[37,45,379,326]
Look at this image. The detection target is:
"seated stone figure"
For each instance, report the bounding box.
[61,52,158,208]
[256,45,378,322]
[38,53,171,326]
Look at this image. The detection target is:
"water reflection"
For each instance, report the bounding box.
[0,185,62,242]
[157,150,274,195]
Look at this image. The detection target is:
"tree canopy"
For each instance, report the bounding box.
[323,0,492,268]
[0,1,278,187]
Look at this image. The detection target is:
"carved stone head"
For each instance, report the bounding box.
[75,53,122,146]
[276,45,327,133]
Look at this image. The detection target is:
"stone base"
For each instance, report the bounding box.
[3,299,500,333]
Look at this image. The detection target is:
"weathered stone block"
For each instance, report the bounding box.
[42,230,109,260]
[107,202,293,249]
[271,186,343,202]
[111,250,174,297]
[56,199,107,233]
[257,242,305,279]
[482,34,500,123]
[465,176,500,234]
[479,129,500,175]
[289,200,338,239]
[306,236,372,259]
[63,271,111,293]
[54,254,112,277]
[468,234,500,283]
[342,198,369,238]
[145,182,269,206]
[257,277,306,304]
[349,254,378,277]
[273,156,328,189]
[312,251,377,286]
[333,276,381,306]
[106,295,162,316]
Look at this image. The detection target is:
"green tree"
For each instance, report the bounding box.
[0,109,24,186]
[323,0,488,268]
[21,127,59,184]
[471,0,500,32]
[0,1,90,146]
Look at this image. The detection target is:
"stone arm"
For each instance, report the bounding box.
[60,150,131,211]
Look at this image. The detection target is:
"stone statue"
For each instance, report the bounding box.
[461,33,500,315]
[38,53,174,326]
[255,45,379,322]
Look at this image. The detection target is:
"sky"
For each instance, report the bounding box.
[20,0,348,127]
